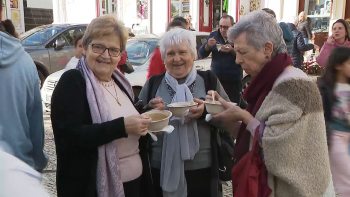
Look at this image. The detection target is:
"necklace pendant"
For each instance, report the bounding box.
[117,99,122,106]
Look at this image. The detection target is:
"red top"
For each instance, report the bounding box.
[117,51,128,75]
[147,48,166,79]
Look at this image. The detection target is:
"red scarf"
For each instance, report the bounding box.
[232,53,293,195]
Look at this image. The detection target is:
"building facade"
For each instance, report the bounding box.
[1,0,53,33]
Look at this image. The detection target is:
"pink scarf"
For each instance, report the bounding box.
[76,57,134,197]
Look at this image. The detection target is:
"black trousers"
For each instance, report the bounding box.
[151,168,211,197]
[220,80,242,104]
[123,176,141,197]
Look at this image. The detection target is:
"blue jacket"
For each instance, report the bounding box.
[199,30,242,82]
[0,30,47,172]
[280,22,294,55]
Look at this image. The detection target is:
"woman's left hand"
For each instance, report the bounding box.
[186,98,205,119]
[213,97,254,125]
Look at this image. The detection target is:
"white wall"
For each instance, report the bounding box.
[265,0,282,21]
[65,0,96,23]
[27,0,53,9]
[151,0,168,33]
[281,0,298,21]
[228,0,237,22]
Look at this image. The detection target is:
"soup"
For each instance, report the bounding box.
[147,113,168,122]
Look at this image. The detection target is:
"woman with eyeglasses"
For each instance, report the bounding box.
[51,15,154,197]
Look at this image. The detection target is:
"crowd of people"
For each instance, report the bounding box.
[1,0,350,195]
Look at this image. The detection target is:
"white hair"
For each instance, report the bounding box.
[159,28,197,60]
[228,10,287,57]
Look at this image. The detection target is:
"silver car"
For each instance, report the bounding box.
[20,24,87,87]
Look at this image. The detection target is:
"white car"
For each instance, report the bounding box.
[41,32,251,112]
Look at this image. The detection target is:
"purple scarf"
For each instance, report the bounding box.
[76,56,134,197]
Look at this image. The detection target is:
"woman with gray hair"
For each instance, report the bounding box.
[139,28,230,197]
[208,10,335,196]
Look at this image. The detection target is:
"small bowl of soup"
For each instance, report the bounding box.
[167,102,198,117]
[143,110,172,131]
[205,101,236,115]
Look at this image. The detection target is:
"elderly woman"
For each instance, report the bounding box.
[209,10,335,197]
[138,28,230,197]
[51,15,152,197]
[298,11,313,44]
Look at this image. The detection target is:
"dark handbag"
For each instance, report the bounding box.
[231,130,272,197]
[216,129,235,181]
[120,59,134,74]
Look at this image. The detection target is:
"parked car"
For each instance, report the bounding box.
[20,23,88,87]
[41,32,251,112]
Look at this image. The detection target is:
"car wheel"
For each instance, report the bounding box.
[133,86,142,97]
[37,70,45,89]
[240,75,252,109]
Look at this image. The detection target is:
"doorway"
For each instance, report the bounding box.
[199,0,212,32]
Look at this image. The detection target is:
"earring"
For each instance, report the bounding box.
[265,55,269,59]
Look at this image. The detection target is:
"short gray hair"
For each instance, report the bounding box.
[159,28,197,60]
[228,10,287,57]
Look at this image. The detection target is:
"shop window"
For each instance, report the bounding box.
[169,0,190,20]
[304,0,331,33]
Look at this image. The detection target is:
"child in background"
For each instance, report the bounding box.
[319,47,350,196]
[64,34,84,71]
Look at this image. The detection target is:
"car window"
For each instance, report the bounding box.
[22,26,63,46]
[126,40,157,66]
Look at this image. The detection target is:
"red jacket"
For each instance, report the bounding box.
[117,51,128,75]
[147,48,166,79]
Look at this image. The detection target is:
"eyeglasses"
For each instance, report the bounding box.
[89,43,121,57]
[219,25,229,30]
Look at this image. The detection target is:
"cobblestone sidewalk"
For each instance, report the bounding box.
[41,113,233,197]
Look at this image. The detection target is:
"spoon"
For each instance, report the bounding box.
[212,91,215,102]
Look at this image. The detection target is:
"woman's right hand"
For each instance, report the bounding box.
[124,115,151,136]
[205,90,222,102]
[327,36,334,43]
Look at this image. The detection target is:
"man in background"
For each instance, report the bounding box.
[199,15,243,104]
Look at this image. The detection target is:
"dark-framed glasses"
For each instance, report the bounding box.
[89,43,121,57]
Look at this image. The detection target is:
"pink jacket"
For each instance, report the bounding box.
[316,39,350,67]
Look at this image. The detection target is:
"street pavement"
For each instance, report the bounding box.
[41,113,233,197]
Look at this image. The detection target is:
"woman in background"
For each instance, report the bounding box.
[298,11,313,44]
[317,19,350,68]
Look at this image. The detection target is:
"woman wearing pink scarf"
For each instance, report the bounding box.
[51,15,162,197]
[317,19,350,67]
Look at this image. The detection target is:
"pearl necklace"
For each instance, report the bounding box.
[99,79,122,106]
[99,80,115,87]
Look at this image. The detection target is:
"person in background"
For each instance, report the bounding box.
[64,33,84,71]
[209,10,334,196]
[317,19,350,68]
[185,15,195,31]
[199,15,243,104]
[1,19,18,38]
[262,8,294,55]
[0,134,49,197]
[0,0,48,173]
[318,47,350,197]
[51,14,152,197]
[286,16,314,69]
[298,11,313,44]
[146,19,187,79]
